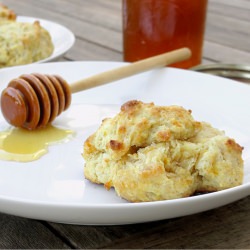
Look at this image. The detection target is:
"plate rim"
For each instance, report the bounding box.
[0,180,249,207]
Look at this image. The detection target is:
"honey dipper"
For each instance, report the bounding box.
[0,48,191,130]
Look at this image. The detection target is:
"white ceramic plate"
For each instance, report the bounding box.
[15,16,75,64]
[0,61,249,225]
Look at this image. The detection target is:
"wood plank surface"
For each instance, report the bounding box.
[0,213,69,249]
[0,0,250,249]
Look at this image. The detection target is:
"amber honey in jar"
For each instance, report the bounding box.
[122,0,208,69]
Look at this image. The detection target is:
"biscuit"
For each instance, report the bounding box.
[83,100,244,202]
[190,122,244,192]
[0,20,54,67]
[0,3,16,21]
[84,100,200,160]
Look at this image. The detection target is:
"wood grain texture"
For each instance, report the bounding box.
[0,0,250,248]
[0,213,69,249]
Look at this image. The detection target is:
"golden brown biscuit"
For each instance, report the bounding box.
[113,141,201,202]
[83,100,244,202]
[189,122,243,192]
[0,20,54,67]
[0,3,16,21]
[84,100,200,160]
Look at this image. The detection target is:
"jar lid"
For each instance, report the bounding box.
[191,64,250,84]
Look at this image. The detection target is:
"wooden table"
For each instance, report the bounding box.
[1,0,250,248]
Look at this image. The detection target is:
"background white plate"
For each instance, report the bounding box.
[16,16,75,64]
[0,61,249,225]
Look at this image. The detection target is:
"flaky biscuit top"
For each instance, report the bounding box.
[84,100,201,160]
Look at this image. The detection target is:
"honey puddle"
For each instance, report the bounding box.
[0,125,74,162]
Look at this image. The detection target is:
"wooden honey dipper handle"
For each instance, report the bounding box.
[1,48,191,130]
[70,47,191,93]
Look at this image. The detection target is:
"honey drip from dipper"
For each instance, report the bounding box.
[0,125,74,162]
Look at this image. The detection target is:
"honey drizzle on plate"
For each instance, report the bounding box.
[0,125,74,162]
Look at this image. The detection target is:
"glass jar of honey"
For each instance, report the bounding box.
[122,0,208,69]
